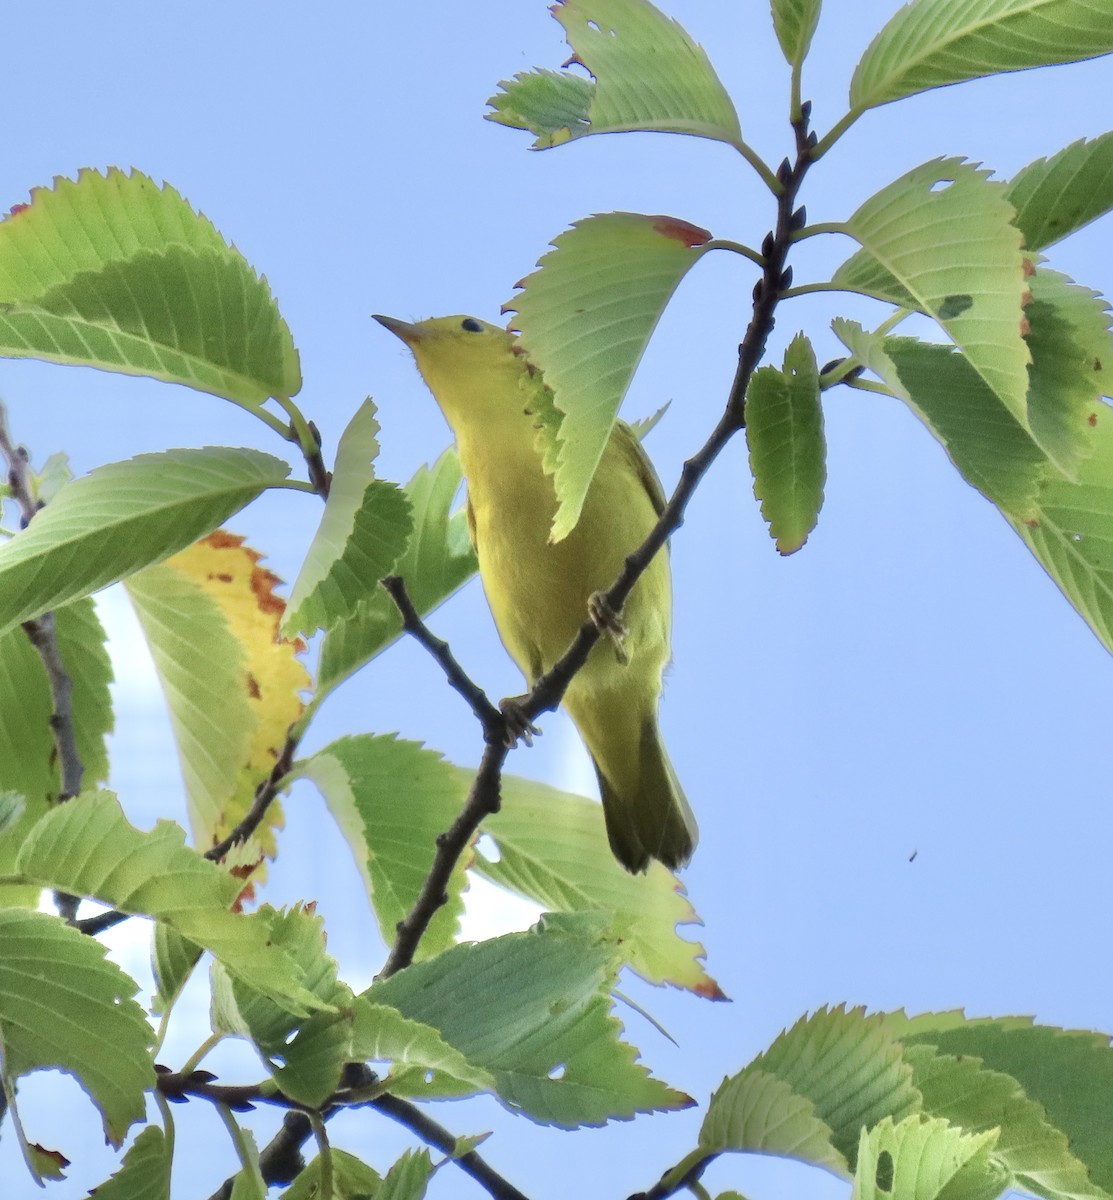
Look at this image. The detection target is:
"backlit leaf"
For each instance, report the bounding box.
[0,170,300,406]
[508,212,710,539]
[477,774,721,997]
[849,0,1113,112]
[317,449,476,695]
[488,0,740,147]
[745,333,826,554]
[283,399,413,638]
[367,912,693,1127]
[0,447,289,640]
[834,159,1030,426]
[0,908,153,1150]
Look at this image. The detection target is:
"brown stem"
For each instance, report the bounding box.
[381,575,504,740]
[0,403,86,921]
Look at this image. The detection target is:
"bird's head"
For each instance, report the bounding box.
[373,313,535,434]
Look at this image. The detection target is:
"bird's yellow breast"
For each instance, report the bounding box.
[457,415,670,690]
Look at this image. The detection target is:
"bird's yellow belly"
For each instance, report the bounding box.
[465,439,670,689]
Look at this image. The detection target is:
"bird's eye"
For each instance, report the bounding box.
[461,318,483,333]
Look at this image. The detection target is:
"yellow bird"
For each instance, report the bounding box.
[375,314,696,873]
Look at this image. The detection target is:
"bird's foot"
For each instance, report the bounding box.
[499,695,542,748]
[588,591,629,665]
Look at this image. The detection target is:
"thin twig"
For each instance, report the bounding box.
[371,1091,532,1200]
[74,727,302,937]
[626,1151,713,1200]
[206,728,299,863]
[0,403,85,921]
[20,614,83,801]
[380,737,506,978]
[381,575,504,740]
[382,106,817,979]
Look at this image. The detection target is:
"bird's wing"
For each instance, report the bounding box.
[614,420,667,517]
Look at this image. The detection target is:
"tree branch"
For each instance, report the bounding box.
[370,1091,531,1200]
[381,107,817,978]
[189,1064,533,1200]
[205,728,299,862]
[381,574,504,740]
[379,737,507,978]
[0,402,85,921]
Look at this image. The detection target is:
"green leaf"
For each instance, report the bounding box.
[0,168,228,298]
[894,1013,1113,1195]
[31,450,73,505]
[1006,133,1113,252]
[89,1127,172,1200]
[487,0,740,147]
[379,1149,434,1200]
[124,560,253,853]
[851,1116,1004,1200]
[0,908,153,1148]
[834,159,1030,425]
[350,999,496,1099]
[745,333,826,554]
[15,791,323,1013]
[283,399,413,637]
[477,774,722,997]
[749,1006,922,1167]
[228,1128,266,1200]
[833,320,1047,518]
[293,735,469,960]
[700,1069,849,1176]
[0,598,113,907]
[317,449,476,694]
[509,212,711,539]
[1010,404,1113,656]
[627,401,671,442]
[0,793,23,836]
[849,0,1113,112]
[367,912,693,1127]
[0,169,300,405]
[211,904,351,1106]
[1024,268,1112,478]
[486,69,593,145]
[0,446,289,639]
[906,1043,1113,1200]
[152,924,203,1016]
[771,0,822,66]
[280,1150,382,1200]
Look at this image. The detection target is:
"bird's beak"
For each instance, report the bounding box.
[373,314,424,345]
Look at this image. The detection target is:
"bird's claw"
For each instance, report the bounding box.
[589,591,629,665]
[499,696,542,747]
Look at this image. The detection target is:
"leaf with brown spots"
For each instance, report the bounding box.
[125,532,308,871]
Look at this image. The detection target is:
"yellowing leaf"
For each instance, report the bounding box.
[128,532,308,869]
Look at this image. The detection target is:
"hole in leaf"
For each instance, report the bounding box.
[1072,533,1083,542]
[586,19,601,30]
[476,832,501,863]
[875,1149,894,1193]
[929,178,955,193]
[548,1063,566,1080]
[425,1070,435,1084]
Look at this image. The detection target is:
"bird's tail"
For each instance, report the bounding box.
[587,712,698,874]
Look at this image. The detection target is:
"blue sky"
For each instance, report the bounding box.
[2,2,1112,1197]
